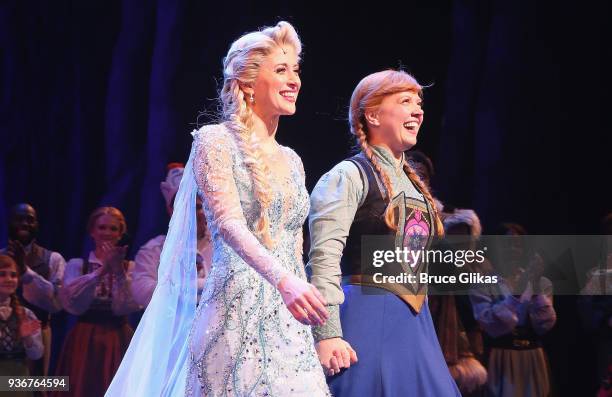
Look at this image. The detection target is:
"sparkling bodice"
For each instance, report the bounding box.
[192,124,310,287]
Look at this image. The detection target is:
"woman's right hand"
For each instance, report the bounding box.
[19,318,41,339]
[98,243,127,275]
[527,253,545,293]
[277,274,330,326]
[315,337,358,376]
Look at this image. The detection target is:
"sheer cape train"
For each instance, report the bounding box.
[105,135,199,396]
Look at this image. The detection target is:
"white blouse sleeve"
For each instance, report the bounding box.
[59,258,97,315]
[111,261,141,315]
[21,251,65,313]
[528,277,557,335]
[22,308,44,360]
[193,125,289,287]
[131,238,163,307]
[470,285,521,338]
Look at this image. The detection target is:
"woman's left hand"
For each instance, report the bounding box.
[528,253,545,293]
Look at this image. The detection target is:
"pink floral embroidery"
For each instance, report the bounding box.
[404,209,430,267]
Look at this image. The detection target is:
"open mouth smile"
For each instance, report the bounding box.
[280,90,298,102]
[403,121,419,133]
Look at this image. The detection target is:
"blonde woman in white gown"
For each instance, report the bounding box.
[106,21,330,397]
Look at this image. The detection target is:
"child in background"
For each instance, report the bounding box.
[0,254,44,396]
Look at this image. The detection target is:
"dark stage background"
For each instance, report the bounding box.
[1,1,610,395]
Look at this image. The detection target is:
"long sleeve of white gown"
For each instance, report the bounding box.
[192,125,289,288]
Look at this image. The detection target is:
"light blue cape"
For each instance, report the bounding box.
[105,141,198,396]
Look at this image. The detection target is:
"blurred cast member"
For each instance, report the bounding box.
[470,223,556,397]
[0,254,43,397]
[53,207,139,397]
[2,203,65,383]
[131,164,212,307]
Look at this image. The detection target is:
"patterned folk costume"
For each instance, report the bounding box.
[309,146,461,396]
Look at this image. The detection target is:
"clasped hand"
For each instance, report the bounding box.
[97,242,128,276]
[316,337,358,376]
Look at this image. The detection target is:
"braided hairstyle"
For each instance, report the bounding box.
[0,254,26,342]
[219,21,301,248]
[348,70,444,236]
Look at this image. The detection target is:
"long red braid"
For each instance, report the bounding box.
[349,70,444,237]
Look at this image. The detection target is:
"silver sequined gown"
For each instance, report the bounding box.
[186,124,330,396]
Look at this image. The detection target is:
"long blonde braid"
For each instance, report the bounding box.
[224,80,275,247]
[218,21,301,249]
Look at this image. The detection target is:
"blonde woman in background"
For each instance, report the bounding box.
[54,207,139,397]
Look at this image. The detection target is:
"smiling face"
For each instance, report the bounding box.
[367,90,424,155]
[89,214,123,249]
[8,204,39,244]
[247,45,301,119]
[0,257,19,298]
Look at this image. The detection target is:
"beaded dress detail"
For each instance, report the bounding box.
[186,124,329,396]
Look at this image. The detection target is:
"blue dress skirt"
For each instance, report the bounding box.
[328,285,461,397]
